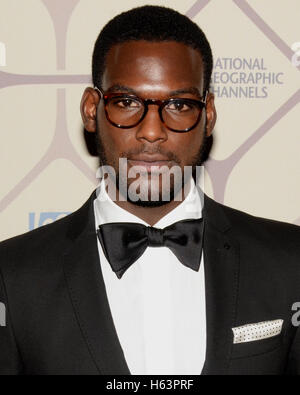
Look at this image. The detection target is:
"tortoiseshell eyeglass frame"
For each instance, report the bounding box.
[94,86,208,133]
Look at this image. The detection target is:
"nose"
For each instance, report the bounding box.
[135,104,168,143]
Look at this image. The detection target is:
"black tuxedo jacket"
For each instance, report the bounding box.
[0,191,300,375]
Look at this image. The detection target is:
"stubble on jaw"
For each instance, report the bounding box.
[95,121,211,207]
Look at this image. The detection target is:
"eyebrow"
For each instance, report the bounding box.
[106,84,136,94]
[105,84,204,99]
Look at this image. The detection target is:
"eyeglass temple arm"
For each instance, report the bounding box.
[203,90,209,104]
[94,86,103,98]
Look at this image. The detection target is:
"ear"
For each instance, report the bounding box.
[80,87,100,133]
[205,92,217,137]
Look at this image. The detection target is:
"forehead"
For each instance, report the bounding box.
[102,41,204,94]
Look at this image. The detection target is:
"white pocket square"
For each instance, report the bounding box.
[232,319,283,344]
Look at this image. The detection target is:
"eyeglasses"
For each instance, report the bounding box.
[94,86,207,133]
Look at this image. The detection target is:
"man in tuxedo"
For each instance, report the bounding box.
[0,6,300,375]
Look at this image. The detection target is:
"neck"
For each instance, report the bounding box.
[106,179,192,226]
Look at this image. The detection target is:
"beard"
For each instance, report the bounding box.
[95,122,212,207]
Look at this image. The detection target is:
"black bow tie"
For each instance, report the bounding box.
[97,218,204,279]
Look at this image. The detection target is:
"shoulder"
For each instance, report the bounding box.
[205,194,300,252]
[0,190,96,275]
[225,200,299,243]
[205,196,300,291]
[0,212,73,275]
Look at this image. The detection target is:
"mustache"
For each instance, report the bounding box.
[121,146,180,163]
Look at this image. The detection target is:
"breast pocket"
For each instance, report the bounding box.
[231,333,283,359]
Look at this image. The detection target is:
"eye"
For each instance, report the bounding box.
[166,100,192,112]
[113,98,141,109]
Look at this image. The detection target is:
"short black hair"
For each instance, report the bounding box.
[92,5,213,93]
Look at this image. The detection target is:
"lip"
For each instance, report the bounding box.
[129,154,171,162]
[128,157,172,173]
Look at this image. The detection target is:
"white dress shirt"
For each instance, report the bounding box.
[93,178,206,375]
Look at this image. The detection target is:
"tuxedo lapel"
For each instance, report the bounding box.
[63,191,130,375]
[201,195,240,375]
